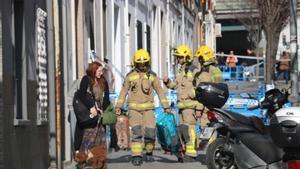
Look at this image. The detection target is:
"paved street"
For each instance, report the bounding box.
[66,148,208,169]
[108,150,206,169]
[107,149,208,169]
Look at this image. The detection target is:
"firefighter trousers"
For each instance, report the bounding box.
[178,108,197,157]
[129,109,156,156]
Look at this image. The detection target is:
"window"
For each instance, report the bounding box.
[89,0,95,51]
[136,20,143,50]
[13,0,29,125]
[128,14,131,27]
[103,0,107,60]
[146,25,151,55]
[178,25,181,45]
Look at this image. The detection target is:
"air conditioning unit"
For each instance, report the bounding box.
[215,23,222,37]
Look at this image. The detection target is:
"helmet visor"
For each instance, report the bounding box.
[176,56,184,60]
[198,56,204,64]
[136,62,149,72]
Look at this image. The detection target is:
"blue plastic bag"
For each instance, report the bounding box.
[156,109,179,152]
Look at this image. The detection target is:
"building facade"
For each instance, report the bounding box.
[61,0,202,165]
[1,0,51,169]
[1,0,208,168]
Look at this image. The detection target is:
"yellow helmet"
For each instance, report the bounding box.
[194,45,215,62]
[134,49,150,63]
[173,45,193,63]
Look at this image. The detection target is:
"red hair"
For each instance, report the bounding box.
[86,62,107,90]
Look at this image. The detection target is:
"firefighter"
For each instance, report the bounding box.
[193,45,223,128]
[115,49,170,166]
[163,45,199,162]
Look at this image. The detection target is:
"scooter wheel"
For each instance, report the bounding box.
[206,138,237,169]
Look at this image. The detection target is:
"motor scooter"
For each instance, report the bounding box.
[195,83,300,169]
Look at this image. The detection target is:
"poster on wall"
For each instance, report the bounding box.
[36,8,48,125]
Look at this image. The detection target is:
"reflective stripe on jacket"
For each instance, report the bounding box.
[116,69,170,111]
[165,64,198,109]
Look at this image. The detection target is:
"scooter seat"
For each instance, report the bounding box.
[239,132,283,164]
[214,108,253,125]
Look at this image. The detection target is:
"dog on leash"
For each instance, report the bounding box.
[87,144,107,169]
[74,151,87,169]
[75,144,107,169]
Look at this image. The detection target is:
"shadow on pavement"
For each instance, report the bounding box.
[197,154,207,165]
[107,154,131,163]
[108,152,207,165]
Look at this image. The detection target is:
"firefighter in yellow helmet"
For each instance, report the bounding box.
[115,49,170,166]
[193,45,223,129]
[163,45,199,162]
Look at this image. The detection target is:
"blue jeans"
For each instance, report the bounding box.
[277,70,289,84]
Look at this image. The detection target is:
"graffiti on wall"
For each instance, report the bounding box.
[36,8,48,124]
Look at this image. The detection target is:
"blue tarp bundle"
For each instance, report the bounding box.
[156,110,177,151]
[155,108,180,152]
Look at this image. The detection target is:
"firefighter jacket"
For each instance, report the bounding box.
[164,64,199,109]
[116,69,169,111]
[193,64,223,110]
[194,64,223,84]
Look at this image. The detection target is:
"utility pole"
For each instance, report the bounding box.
[290,0,299,106]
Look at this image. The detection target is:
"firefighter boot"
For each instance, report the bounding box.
[145,141,155,163]
[131,156,143,166]
[145,152,154,162]
[184,155,197,162]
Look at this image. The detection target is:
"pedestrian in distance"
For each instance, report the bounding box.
[226,50,238,79]
[226,50,238,67]
[276,51,290,84]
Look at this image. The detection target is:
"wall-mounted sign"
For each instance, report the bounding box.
[36,8,48,125]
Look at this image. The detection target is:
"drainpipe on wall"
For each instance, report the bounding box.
[47,0,57,168]
[53,0,62,168]
[76,0,85,77]
[61,0,72,162]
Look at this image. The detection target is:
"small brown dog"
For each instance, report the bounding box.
[87,144,107,169]
[74,151,87,169]
[75,144,107,169]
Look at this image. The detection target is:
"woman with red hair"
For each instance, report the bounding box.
[74,61,109,168]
